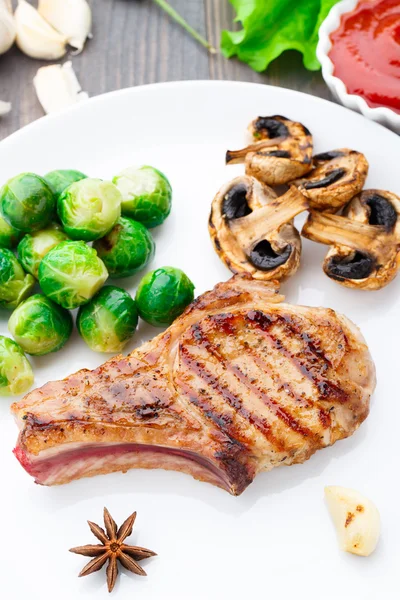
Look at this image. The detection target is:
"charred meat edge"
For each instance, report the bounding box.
[11,274,375,495]
[13,276,285,496]
[14,442,244,493]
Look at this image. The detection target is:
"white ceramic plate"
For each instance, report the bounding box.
[0,82,398,600]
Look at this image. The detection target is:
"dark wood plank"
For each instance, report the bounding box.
[0,0,210,140]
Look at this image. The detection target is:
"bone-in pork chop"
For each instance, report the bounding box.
[11,275,375,495]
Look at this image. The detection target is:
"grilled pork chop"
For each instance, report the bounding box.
[12,275,375,495]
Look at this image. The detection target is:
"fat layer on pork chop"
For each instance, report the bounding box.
[11,275,375,495]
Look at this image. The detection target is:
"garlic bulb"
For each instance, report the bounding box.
[15,0,67,60]
[325,486,381,557]
[38,0,91,53]
[0,0,16,56]
[33,61,88,114]
[0,100,11,116]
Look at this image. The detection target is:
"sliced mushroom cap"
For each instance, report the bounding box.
[345,189,400,232]
[302,189,400,290]
[225,116,313,186]
[209,175,309,281]
[293,149,369,212]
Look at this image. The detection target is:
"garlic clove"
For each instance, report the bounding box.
[325,486,381,557]
[38,0,91,53]
[0,0,16,55]
[0,100,11,116]
[14,0,67,60]
[0,0,13,15]
[33,61,88,114]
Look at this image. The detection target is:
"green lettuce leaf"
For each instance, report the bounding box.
[221,0,341,72]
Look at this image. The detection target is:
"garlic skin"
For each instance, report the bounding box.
[38,0,91,53]
[0,0,16,56]
[33,61,88,114]
[0,100,11,116]
[15,0,67,60]
[325,486,381,557]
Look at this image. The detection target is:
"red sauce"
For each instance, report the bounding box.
[329,0,400,113]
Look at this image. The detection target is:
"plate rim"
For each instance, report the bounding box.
[1,79,398,150]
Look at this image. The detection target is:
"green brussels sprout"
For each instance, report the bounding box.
[93,217,155,279]
[57,178,122,242]
[0,172,55,233]
[113,165,172,228]
[77,286,138,352]
[17,224,69,279]
[0,213,23,249]
[8,294,73,356]
[135,266,194,327]
[38,241,108,309]
[0,335,34,396]
[44,169,88,200]
[0,249,35,310]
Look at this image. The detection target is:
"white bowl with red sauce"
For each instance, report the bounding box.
[318,0,400,133]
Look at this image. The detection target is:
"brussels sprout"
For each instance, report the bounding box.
[18,224,69,279]
[44,169,88,200]
[9,294,72,356]
[0,249,35,310]
[135,266,194,327]
[0,172,55,232]
[58,178,122,242]
[93,217,155,279]
[0,335,34,396]
[77,286,138,352]
[0,213,23,249]
[38,241,108,309]
[113,165,172,228]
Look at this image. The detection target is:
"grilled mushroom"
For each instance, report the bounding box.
[209,175,308,281]
[302,189,400,290]
[293,149,369,212]
[225,116,313,185]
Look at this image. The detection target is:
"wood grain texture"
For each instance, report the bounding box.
[0,0,332,141]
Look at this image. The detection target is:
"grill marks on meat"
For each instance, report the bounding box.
[12,275,375,495]
[174,308,361,471]
[183,320,315,440]
[245,312,348,405]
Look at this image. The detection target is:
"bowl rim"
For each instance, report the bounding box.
[317,0,400,126]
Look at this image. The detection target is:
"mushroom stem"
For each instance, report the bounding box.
[302,211,389,254]
[226,138,285,165]
[230,186,308,251]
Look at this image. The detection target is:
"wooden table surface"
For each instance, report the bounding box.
[0,0,332,141]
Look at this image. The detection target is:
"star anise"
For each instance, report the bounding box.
[70,508,157,593]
